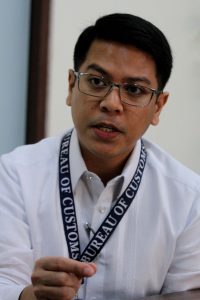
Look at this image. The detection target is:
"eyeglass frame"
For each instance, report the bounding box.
[73,70,163,108]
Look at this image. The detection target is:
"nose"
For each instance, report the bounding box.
[99,85,123,113]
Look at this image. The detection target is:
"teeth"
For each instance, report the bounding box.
[99,126,114,132]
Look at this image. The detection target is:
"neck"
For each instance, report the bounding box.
[82,153,130,185]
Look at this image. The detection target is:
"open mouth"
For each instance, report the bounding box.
[93,123,121,140]
[94,122,121,132]
[96,125,118,132]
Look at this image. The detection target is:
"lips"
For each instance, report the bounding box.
[92,122,122,140]
[96,124,119,132]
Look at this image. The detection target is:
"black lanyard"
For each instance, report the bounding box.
[59,130,147,262]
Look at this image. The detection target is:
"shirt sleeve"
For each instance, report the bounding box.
[162,192,200,294]
[0,154,34,300]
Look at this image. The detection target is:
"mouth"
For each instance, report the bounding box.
[93,120,122,131]
[95,124,120,132]
[92,122,122,140]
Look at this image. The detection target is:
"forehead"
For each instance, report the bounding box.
[80,40,158,84]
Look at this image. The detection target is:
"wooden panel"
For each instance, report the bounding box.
[26,0,51,144]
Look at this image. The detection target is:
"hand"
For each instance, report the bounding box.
[21,256,96,300]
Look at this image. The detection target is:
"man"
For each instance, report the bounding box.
[0,13,200,300]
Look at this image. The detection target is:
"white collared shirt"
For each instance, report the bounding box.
[0,129,200,300]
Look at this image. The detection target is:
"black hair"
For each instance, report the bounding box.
[73,13,173,90]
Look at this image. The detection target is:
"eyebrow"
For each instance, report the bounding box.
[85,64,108,76]
[85,63,152,86]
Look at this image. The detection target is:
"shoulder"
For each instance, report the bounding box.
[0,134,64,169]
[143,138,200,193]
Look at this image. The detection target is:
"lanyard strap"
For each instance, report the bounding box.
[59,130,147,262]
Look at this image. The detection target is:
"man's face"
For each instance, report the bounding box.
[67,40,168,165]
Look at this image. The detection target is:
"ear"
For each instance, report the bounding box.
[151,92,169,126]
[66,69,76,107]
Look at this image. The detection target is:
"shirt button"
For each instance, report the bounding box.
[98,206,106,213]
[86,175,94,181]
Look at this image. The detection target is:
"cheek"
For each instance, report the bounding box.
[70,97,96,126]
[127,109,145,126]
[71,105,83,126]
[127,108,155,134]
[138,103,157,122]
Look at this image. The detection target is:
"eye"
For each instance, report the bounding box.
[87,75,108,88]
[124,84,148,96]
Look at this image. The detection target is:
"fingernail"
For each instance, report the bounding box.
[83,266,94,276]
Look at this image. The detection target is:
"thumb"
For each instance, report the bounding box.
[82,262,97,277]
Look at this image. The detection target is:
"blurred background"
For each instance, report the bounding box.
[0,0,200,174]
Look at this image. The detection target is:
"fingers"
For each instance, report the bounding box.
[31,268,81,288]
[33,285,76,300]
[35,256,96,278]
[82,262,97,277]
[31,257,97,300]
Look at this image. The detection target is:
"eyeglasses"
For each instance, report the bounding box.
[73,71,162,107]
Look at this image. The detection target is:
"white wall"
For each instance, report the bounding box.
[46,0,200,174]
[0,0,31,154]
